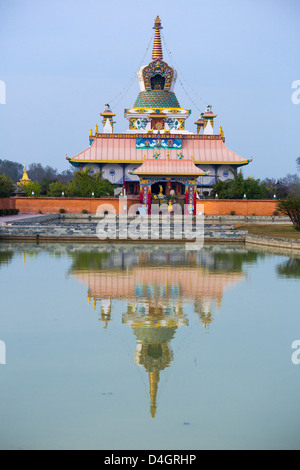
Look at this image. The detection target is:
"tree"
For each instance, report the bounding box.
[40,177,57,195]
[244,176,268,199]
[27,163,57,182]
[0,174,15,197]
[65,169,114,197]
[260,178,289,200]
[0,158,77,189]
[56,169,75,183]
[260,178,279,199]
[0,160,23,183]
[279,174,300,198]
[277,258,300,279]
[211,171,268,199]
[297,157,300,172]
[27,163,75,184]
[47,181,68,197]
[0,251,14,268]
[277,197,300,231]
[23,181,42,197]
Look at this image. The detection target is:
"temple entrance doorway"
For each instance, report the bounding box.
[151,181,185,198]
[151,182,165,196]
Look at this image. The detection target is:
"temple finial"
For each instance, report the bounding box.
[152,16,163,60]
[149,370,160,418]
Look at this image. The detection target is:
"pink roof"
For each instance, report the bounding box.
[183,138,248,164]
[72,267,245,301]
[133,158,205,175]
[69,135,249,165]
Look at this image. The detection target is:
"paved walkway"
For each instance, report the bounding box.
[0,213,293,226]
[0,213,43,223]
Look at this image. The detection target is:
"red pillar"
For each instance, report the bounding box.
[184,185,188,215]
[148,185,152,215]
[140,185,143,204]
[185,186,188,204]
[194,187,197,215]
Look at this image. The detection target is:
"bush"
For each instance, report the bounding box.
[47,181,68,197]
[59,208,66,214]
[277,197,300,230]
[82,209,89,214]
[230,210,236,216]
[0,208,19,216]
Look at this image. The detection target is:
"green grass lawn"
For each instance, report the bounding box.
[236,224,300,239]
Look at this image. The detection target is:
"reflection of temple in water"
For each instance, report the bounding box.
[124,298,186,418]
[70,247,245,417]
[76,261,245,329]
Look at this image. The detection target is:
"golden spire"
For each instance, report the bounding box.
[152,16,163,60]
[23,163,29,179]
[149,369,160,418]
[17,162,31,187]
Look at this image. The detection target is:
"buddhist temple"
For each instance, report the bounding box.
[67,16,251,214]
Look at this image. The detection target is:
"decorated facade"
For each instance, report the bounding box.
[67,16,251,214]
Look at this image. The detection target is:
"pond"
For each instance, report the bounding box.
[0,242,300,450]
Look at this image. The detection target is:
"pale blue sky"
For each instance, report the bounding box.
[0,0,299,179]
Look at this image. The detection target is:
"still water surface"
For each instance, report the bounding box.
[0,242,300,450]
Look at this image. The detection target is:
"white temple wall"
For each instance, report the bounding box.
[196,164,236,186]
[125,164,140,182]
[101,163,123,184]
[81,162,237,187]
[218,165,235,182]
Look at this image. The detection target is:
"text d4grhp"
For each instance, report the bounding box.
[104,454,197,466]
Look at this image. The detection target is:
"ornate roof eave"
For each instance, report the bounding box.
[68,158,250,166]
[67,134,250,165]
[132,158,206,176]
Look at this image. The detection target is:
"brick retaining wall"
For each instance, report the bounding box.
[196,199,278,216]
[0,197,140,214]
[246,234,300,251]
[0,197,279,215]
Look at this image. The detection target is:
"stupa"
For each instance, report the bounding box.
[67,16,251,214]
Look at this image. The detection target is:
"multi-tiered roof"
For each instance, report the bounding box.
[67,16,251,172]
